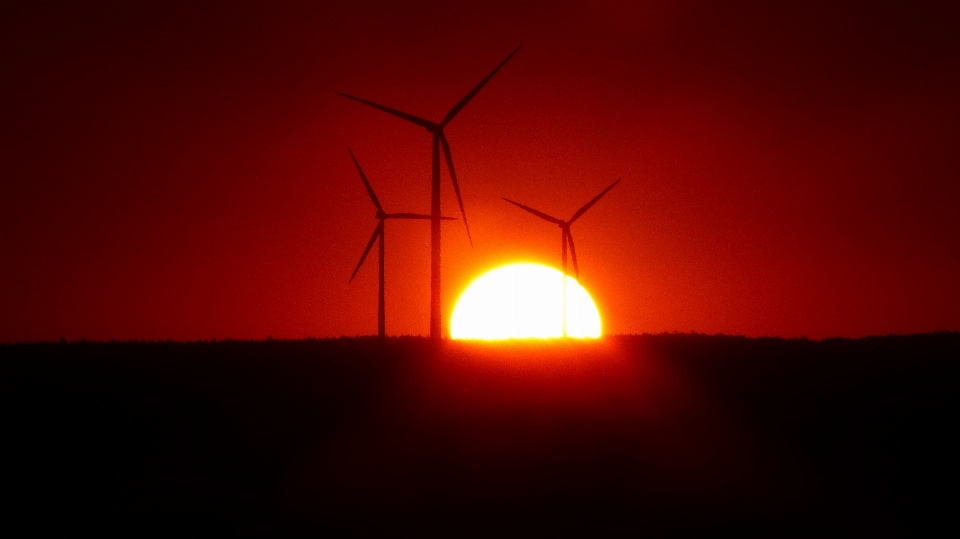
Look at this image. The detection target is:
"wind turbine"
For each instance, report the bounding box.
[336,45,522,340]
[347,148,455,338]
[503,178,621,336]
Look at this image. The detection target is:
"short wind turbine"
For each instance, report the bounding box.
[336,45,522,340]
[347,148,455,338]
[503,178,621,336]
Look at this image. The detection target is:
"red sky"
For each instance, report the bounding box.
[2,1,959,341]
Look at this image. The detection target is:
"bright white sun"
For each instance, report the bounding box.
[450,263,602,340]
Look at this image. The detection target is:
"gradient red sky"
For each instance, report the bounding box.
[2,1,959,342]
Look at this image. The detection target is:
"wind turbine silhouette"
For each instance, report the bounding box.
[347,148,455,338]
[336,45,522,340]
[503,178,621,336]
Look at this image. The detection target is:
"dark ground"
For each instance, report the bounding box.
[3,333,958,537]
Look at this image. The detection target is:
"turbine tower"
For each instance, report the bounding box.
[336,45,522,339]
[503,178,621,336]
[348,148,455,338]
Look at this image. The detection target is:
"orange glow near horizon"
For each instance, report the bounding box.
[450,263,602,340]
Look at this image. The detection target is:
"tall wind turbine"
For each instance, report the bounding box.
[503,178,621,336]
[336,45,522,340]
[348,148,455,338]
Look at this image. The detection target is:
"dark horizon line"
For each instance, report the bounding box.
[4,330,959,346]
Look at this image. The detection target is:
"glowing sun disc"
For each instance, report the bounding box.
[450,263,601,340]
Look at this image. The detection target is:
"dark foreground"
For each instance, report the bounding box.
[4,333,958,537]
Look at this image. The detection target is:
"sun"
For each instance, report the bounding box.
[450,263,602,340]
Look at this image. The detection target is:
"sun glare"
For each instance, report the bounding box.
[450,263,602,340]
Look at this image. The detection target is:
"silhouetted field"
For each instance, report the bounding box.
[4,333,958,536]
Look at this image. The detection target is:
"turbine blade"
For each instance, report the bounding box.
[569,178,621,224]
[566,229,580,280]
[502,198,564,225]
[348,148,382,213]
[440,133,473,246]
[349,223,382,282]
[441,45,522,127]
[334,91,436,130]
